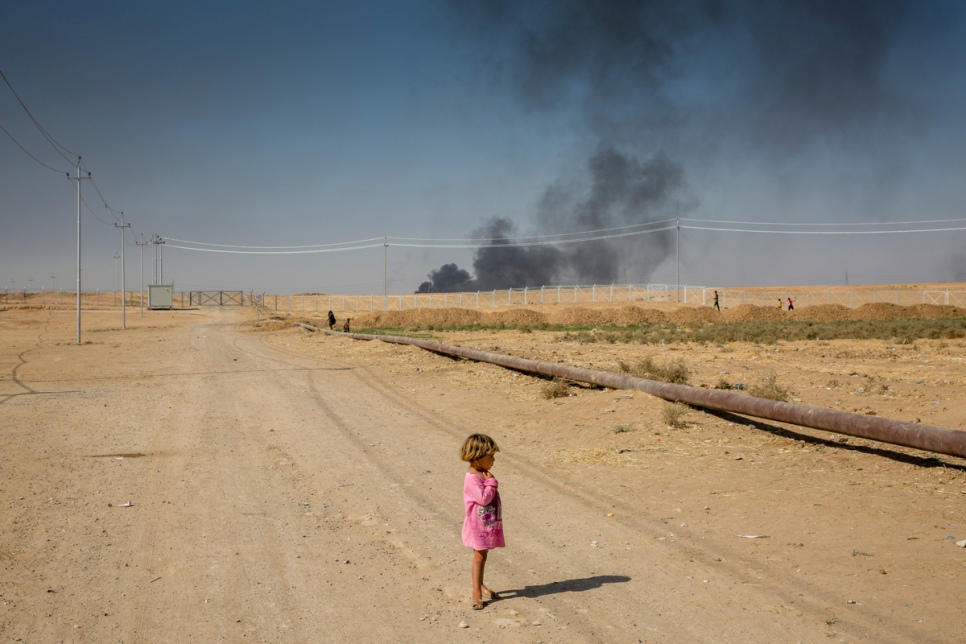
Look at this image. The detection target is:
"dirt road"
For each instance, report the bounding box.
[2,306,964,642]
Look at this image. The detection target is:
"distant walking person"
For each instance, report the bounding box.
[713,290,720,311]
[778,298,783,309]
[327,310,336,330]
[787,297,794,311]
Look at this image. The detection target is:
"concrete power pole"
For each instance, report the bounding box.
[115,213,130,328]
[136,234,148,317]
[68,157,91,344]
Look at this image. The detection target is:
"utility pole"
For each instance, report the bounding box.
[136,234,148,317]
[113,253,120,305]
[68,157,91,344]
[150,235,165,284]
[383,237,389,311]
[115,213,130,328]
[675,218,680,303]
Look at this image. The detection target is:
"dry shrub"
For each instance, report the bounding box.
[748,372,790,401]
[619,357,690,385]
[662,402,689,428]
[542,378,570,399]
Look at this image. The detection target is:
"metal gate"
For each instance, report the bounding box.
[189,291,245,306]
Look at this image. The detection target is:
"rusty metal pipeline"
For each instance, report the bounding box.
[297,323,966,460]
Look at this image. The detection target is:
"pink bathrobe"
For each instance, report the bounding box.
[462,472,505,550]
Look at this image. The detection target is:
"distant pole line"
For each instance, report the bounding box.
[159,218,966,256]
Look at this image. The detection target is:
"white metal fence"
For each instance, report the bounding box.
[4,285,964,313]
[247,285,966,314]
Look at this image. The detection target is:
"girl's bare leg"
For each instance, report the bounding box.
[472,549,488,603]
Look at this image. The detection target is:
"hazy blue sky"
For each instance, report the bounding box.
[2,0,965,295]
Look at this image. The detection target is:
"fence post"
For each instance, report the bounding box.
[492,290,496,307]
[524,287,528,305]
[476,291,479,308]
[508,288,512,306]
[593,284,596,303]
[540,286,544,304]
[558,285,561,304]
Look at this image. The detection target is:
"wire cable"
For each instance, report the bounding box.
[388,218,678,243]
[163,241,388,254]
[88,175,124,222]
[81,196,119,226]
[163,236,386,249]
[0,120,70,173]
[0,67,78,162]
[679,224,966,234]
[163,216,964,256]
[679,217,966,227]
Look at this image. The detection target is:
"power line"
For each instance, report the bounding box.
[0,120,69,173]
[388,226,678,249]
[162,236,386,249]
[163,215,966,256]
[679,217,966,227]
[388,219,678,243]
[679,224,966,235]
[0,67,77,162]
[164,222,678,254]
[163,241,387,254]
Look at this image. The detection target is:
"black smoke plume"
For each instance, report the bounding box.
[417,147,687,292]
[418,0,930,291]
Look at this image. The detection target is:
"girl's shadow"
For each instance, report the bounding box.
[497,575,630,600]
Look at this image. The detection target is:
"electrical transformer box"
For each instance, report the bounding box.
[148,284,173,310]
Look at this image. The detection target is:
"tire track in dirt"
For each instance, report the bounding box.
[250,333,779,639]
[256,329,934,642]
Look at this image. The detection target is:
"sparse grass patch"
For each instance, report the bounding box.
[611,424,632,434]
[568,318,966,346]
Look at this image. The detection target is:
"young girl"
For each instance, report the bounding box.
[460,433,505,610]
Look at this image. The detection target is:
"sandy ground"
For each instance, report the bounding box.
[1,302,965,643]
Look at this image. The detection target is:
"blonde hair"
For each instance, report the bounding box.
[460,433,500,463]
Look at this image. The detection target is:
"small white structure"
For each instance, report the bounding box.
[148,284,174,310]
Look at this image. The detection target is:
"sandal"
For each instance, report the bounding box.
[482,586,499,600]
[471,598,485,610]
